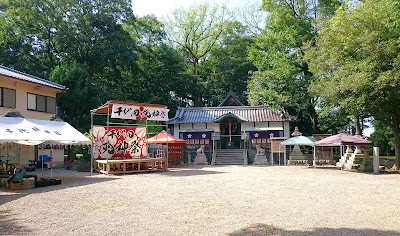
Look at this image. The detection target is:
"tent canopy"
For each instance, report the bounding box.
[147,130,186,144]
[0,117,91,145]
[314,133,373,146]
[280,136,316,146]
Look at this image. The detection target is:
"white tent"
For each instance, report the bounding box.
[0,117,91,145]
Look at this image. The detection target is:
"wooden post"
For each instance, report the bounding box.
[373,147,380,174]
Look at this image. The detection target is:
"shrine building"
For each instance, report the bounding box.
[168,92,294,165]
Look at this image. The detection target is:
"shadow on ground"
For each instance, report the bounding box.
[0,171,118,206]
[0,210,32,235]
[229,223,400,236]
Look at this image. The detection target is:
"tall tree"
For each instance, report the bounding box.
[369,121,395,157]
[247,0,343,135]
[54,0,138,101]
[306,0,400,169]
[50,62,101,132]
[198,21,256,106]
[124,15,189,114]
[0,0,142,131]
[0,0,64,77]
[165,3,234,106]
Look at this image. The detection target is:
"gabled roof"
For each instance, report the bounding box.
[0,65,66,91]
[218,91,245,107]
[168,106,294,124]
[314,133,373,146]
[213,112,247,123]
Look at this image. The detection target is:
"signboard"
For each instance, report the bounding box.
[92,126,147,159]
[111,104,169,121]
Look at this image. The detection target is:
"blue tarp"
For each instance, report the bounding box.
[39,155,52,161]
[280,136,316,146]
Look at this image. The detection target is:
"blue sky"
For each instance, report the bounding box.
[131,0,262,18]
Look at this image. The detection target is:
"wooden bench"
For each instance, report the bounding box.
[96,158,168,175]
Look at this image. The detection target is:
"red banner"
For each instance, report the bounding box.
[92,126,147,159]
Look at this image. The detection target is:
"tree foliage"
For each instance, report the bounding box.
[165,3,235,106]
[0,0,188,132]
[306,0,400,168]
[198,21,256,106]
[369,121,395,157]
[247,0,342,135]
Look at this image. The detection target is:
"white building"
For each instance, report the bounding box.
[168,92,294,165]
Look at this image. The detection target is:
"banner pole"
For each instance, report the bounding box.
[106,102,110,174]
[90,112,93,176]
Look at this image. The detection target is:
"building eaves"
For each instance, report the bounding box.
[0,65,67,91]
[168,106,294,124]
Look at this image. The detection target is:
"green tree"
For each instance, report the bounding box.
[0,0,64,77]
[369,121,395,157]
[125,15,189,114]
[50,62,101,132]
[198,21,256,106]
[306,0,400,168]
[165,3,234,106]
[54,0,138,101]
[247,0,343,135]
[0,0,143,131]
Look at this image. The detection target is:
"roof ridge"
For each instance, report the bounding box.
[0,65,66,90]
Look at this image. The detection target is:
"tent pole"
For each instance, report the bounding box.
[284,145,286,165]
[41,144,44,177]
[50,143,53,178]
[106,102,110,174]
[90,112,93,176]
[166,122,169,169]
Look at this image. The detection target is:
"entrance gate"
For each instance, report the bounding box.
[220,118,241,149]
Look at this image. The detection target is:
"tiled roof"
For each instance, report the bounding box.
[168,106,294,124]
[0,65,66,90]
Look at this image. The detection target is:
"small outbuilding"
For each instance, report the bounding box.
[314,133,373,171]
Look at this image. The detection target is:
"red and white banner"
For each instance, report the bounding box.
[92,126,147,159]
[111,104,169,121]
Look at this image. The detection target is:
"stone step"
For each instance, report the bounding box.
[214,149,245,165]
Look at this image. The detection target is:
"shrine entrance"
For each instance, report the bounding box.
[220,118,241,149]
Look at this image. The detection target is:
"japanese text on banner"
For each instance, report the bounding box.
[111,104,169,121]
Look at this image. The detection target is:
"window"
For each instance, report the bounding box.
[0,87,16,108]
[27,93,56,113]
[46,97,56,113]
[27,93,36,110]
[37,95,46,112]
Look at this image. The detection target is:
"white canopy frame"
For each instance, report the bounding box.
[0,116,91,177]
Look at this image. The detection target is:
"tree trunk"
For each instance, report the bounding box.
[354,116,362,136]
[308,103,320,134]
[390,119,400,170]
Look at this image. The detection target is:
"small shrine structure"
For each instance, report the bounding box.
[280,128,316,165]
[314,133,373,171]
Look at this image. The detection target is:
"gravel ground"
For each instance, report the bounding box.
[1,166,400,236]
